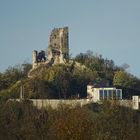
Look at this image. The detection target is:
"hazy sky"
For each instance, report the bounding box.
[0,0,140,77]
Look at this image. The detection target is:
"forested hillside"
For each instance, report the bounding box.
[0,50,140,100]
[0,50,140,140]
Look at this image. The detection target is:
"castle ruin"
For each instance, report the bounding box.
[48,27,69,64]
[32,27,69,69]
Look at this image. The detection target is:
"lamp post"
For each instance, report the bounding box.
[20,65,24,100]
[20,80,24,100]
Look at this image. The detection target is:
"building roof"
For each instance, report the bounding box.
[88,79,111,88]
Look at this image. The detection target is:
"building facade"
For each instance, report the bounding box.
[87,85,122,102]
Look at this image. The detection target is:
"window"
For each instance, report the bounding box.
[108,90,112,99]
[116,89,121,100]
[99,90,104,100]
[54,35,57,39]
[104,90,107,100]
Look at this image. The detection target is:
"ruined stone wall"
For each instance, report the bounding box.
[31,27,69,71]
[32,50,47,69]
[48,27,69,64]
[32,50,38,69]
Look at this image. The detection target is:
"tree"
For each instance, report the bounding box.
[113,71,134,87]
[43,65,74,98]
[21,63,32,77]
[0,63,31,91]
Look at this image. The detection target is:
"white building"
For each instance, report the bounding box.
[87,85,122,102]
[132,96,140,110]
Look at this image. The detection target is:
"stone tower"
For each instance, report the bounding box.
[31,27,69,71]
[47,27,69,64]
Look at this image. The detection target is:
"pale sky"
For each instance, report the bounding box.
[0,0,140,77]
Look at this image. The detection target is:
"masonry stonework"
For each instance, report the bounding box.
[48,26,69,64]
[32,27,69,69]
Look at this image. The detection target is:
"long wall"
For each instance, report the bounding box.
[30,99,91,109]
[9,98,139,110]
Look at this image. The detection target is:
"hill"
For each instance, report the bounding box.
[0,50,140,101]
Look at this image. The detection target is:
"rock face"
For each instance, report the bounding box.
[48,27,69,64]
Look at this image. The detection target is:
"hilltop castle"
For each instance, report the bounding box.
[32,27,69,69]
